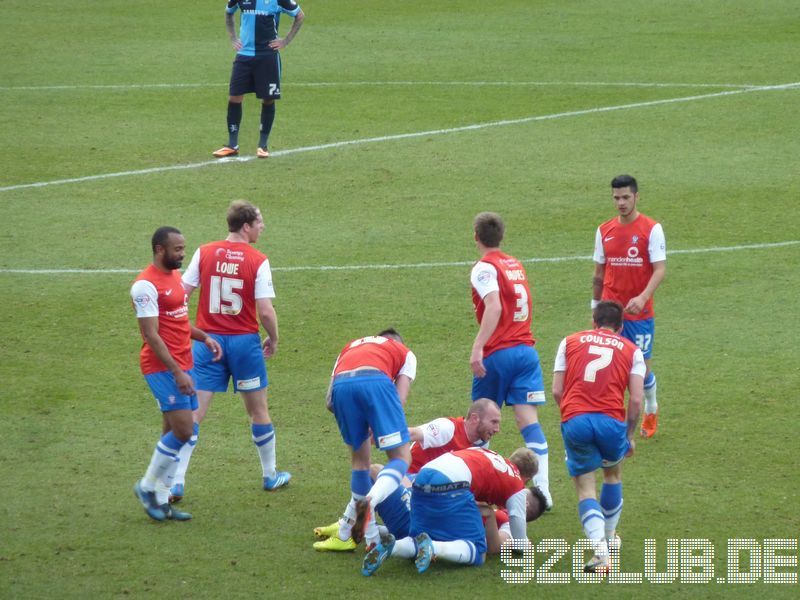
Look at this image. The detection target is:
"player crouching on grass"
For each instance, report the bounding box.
[361,447,538,576]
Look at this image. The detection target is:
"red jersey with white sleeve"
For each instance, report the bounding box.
[182,241,275,335]
[424,447,528,540]
[409,416,479,474]
[593,214,666,321]
[333,336,417,381]
[553,328,646,422]
[428,448,525,507]
[471,250,535,357]
[131,265,193,375]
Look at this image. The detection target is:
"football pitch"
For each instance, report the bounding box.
[1,0,798,597]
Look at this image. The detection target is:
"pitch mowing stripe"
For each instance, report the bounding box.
[0,80,761,91]
[1,81,797,194]
[1,241,797,275]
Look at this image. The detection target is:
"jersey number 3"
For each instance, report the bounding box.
[513,284,529,322]
[209,275,244,315]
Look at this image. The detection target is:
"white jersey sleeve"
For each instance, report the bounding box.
[398,350,417,381]
[130,279,159,319]
[631,348,647,378]
[553,338,567,372]
[419,418,456,449]
[648,223,666,263]
[182,248,201,288]
[506,489,529,541]
[593,227,606,264]
[470,261,499,299]
[255,258,276,299]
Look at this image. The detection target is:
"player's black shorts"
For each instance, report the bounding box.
[229,53,282,99]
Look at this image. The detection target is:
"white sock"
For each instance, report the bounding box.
[252,424,276,478]
[368,470,402,507]
[338,498,358,540]
[155,457,180,504]
[533,453,550,498]
[644,374,658,414]
[173,436,196,486]
[142,448,176,492]
[392,537,417,559]
[432,540,476,564]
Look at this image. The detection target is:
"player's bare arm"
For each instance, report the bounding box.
[625,260,666,315]
[625,373,644,455]
[257,297,279,358]
[138,316,195,396]
[471,291,502,377]
[551,371,565,408]
[269,10,304,50]
[394,374,412,406]
[225,11,242,51]
[592,263,605,304]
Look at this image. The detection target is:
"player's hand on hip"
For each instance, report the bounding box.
[268,38,286,50]
[175,371,195,396]
[231,38,243,51]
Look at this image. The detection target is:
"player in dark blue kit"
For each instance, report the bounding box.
[213,0,305,159]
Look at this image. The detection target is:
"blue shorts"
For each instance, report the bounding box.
[331,373,410,451]
[192,333,268,393]
[144,370,199,413]
[229,53,282,99]
[409,473,487,562]
[471,345,545,406]
[622,318,655,360]
[561,413,629,477]
[375,485,411,538]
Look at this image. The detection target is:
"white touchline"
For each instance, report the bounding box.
[1,81,797,194]
[1,241,796,275]
[0,80,761,92]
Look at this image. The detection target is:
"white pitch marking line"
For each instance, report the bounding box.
[1,81,798,194]
[1,241,796,275]
[0,80,762,92]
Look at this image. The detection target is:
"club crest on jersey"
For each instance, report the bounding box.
[631,235,639,244]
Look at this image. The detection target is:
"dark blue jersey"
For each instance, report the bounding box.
[227,0,301,58]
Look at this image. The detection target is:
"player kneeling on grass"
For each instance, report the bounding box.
[361,447,538,576]
[313,399,502,551]
[552,300,644,574]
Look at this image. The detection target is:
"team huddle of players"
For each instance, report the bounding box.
[129,174,665,576]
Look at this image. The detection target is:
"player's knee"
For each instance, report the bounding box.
[369,463,384,481]
[473,552,486,566]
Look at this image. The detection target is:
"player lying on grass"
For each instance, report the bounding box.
[361,447,539,576]
[313,399,502,551]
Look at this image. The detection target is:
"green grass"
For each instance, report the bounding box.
[1,0,799,597]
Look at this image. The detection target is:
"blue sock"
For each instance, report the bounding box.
[159,431,183,456]
[351,469,371,497]
[600,482,623,538]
